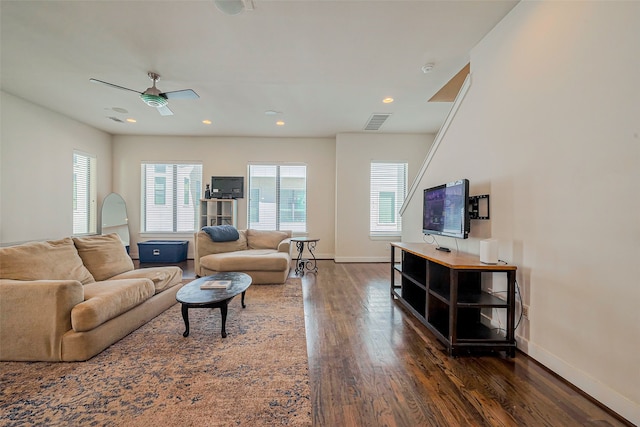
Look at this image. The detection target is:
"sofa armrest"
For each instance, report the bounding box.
[0,279,84,361]
[278,238,292,253]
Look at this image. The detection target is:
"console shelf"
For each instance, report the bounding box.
[391,242,517,357]
[200,199,238,228]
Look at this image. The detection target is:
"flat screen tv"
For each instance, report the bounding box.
[211,176,244,199]
[422,179,470,240]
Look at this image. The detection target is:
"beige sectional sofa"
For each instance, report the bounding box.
[0,233,183,361]
[194,229,292,284]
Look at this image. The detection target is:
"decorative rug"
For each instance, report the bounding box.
[0,278,310,427]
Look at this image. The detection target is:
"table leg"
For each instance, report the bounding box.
[181,304,190,337]
[220,301,228,338]
[306,240,318,273]
[295,241,305,276]
[241,290,247,308]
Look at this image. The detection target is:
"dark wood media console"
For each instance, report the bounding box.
[390,242,517,357]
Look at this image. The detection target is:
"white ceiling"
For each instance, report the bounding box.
[0,0,517,138]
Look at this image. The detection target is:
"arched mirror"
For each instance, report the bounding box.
[101,193,130,248]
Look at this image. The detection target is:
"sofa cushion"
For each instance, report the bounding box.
[202,225,240,242]
[70,279,155,332]
[200,249,291,272]
[0,238,95,284]
[73,234,134,281]
[111,266,183,294]
[247,229,290,250]
[196,229,247,255]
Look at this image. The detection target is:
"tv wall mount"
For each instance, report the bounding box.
[469,195,490,220]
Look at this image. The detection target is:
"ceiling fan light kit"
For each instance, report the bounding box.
[214,0,254,16]
[215,0,244,15]
[140,94,168,108]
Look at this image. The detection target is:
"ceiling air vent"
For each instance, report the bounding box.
[364,113,391,131]
[107,116,124,123]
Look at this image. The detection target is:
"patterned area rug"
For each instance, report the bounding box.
[0,278,310,426]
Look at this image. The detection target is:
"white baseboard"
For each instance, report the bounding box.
[528,342,639,425]
[515,334,529,355]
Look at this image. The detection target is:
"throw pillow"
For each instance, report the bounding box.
[0,237,95,284]
[202,225,240,242]
[73,233,134,281]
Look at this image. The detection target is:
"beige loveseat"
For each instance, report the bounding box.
[194,229,292,284]
[0,233,183,362]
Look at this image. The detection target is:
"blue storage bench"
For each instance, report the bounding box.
[138,240,188,263]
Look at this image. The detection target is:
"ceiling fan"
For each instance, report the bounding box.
[89,72,199,116]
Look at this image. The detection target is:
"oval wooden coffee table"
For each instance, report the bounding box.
[176,272,252,338]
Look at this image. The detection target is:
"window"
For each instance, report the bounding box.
[183,177,191,205]
[73,151,97,235]
[378,192,396,223]
[154,177,166,205]
[370,162,407,237]
[248,164,307,232]
[141,162,202,232]
[249,188,260,224]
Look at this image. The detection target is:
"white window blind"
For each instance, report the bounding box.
[73,151,97,235]
[370,162,407,237]
[248,164,307,232]
[141,162,202,232]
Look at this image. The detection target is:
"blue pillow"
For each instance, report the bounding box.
[202,225,240,242]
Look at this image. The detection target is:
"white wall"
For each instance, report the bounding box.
[402,2,640,423]
[336,133,433,262]
[0,91,112,244]
[112,135,336,259]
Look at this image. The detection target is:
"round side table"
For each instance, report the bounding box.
[291,237,319,276]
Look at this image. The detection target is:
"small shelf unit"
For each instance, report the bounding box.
[391,242,517,357]
[200,199,238,228]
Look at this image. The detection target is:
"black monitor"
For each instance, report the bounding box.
[211,176,244,199]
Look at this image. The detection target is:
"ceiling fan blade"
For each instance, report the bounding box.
[157,105,174,116]
[161,89,199,100]
[89,78,142,94]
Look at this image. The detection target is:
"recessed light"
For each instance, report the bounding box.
[383,97,394,104]
[202,120,212,125]
[126,118,137,123]
[276,120,285,126]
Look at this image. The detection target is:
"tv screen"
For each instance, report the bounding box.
[211,176,244,199]
[422,179,470,239]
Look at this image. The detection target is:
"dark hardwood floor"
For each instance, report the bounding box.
[139,259,631,426]
[300,261,631,427]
